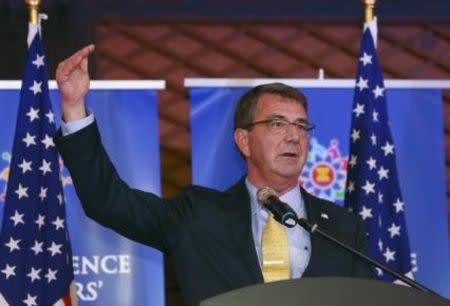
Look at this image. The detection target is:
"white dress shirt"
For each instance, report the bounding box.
[245,179,311,278]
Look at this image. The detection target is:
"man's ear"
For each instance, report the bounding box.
[234,128,250,158]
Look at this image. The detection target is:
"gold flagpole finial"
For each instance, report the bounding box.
[363,0,376,22]
[25,0,41,25]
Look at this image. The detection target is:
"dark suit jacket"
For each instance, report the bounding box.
[55,121,373,306]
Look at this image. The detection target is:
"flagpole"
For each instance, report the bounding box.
[363,0,376,22]
[25,0,41,25]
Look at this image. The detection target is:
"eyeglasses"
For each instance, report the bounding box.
[243,117,315,136]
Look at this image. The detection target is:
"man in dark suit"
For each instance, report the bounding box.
[55,45,372,306]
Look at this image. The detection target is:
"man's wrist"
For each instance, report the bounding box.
[62,102,87,123]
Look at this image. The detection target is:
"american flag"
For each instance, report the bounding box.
[0,24,75,305]
[344,19,415,281]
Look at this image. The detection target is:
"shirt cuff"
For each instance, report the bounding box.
[60,112,95,136]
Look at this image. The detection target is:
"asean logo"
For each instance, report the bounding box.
[299,138,348,204]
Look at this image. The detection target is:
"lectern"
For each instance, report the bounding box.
[201,277,449,306]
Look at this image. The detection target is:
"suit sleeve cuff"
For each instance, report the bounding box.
[60,111,95,136]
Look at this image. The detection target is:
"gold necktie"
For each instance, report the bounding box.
[261,213,290,282]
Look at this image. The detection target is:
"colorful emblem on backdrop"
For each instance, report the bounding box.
[300,138,348,204]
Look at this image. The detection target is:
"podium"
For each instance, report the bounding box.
[200,277,450,306]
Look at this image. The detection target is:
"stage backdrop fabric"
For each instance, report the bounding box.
[0,87,164,306]
[189,86,450,298]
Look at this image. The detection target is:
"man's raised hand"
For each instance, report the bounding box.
[56,44,95,122]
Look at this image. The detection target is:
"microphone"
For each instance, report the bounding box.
[256,187,298,228]
[256,191,440,296]
[257,189,441,297]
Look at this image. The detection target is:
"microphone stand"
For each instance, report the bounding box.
[297,218,442,297]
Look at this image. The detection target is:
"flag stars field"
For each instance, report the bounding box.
[345,21,414,283]
[0,26,75,305]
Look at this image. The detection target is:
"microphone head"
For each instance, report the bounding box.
[256,186,277,204]
[257,186,298,228]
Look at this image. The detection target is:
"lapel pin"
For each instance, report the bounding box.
[320,213,329,220]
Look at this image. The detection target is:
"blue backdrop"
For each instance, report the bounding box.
[0,88,164,306]
[190,86,450,297]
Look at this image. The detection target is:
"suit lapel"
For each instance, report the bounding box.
[301,188,330,277]
[225,178,264,283]
[223,183,335,279]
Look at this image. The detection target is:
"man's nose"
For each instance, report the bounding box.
[284,123,301,141]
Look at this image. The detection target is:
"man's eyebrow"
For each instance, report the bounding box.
[266,114,287,120]
[295,118,309,124]
[266,114,308,123]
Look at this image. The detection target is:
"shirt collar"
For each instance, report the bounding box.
[245,177,304,217]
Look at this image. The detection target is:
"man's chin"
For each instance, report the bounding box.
[275,168,302,181]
